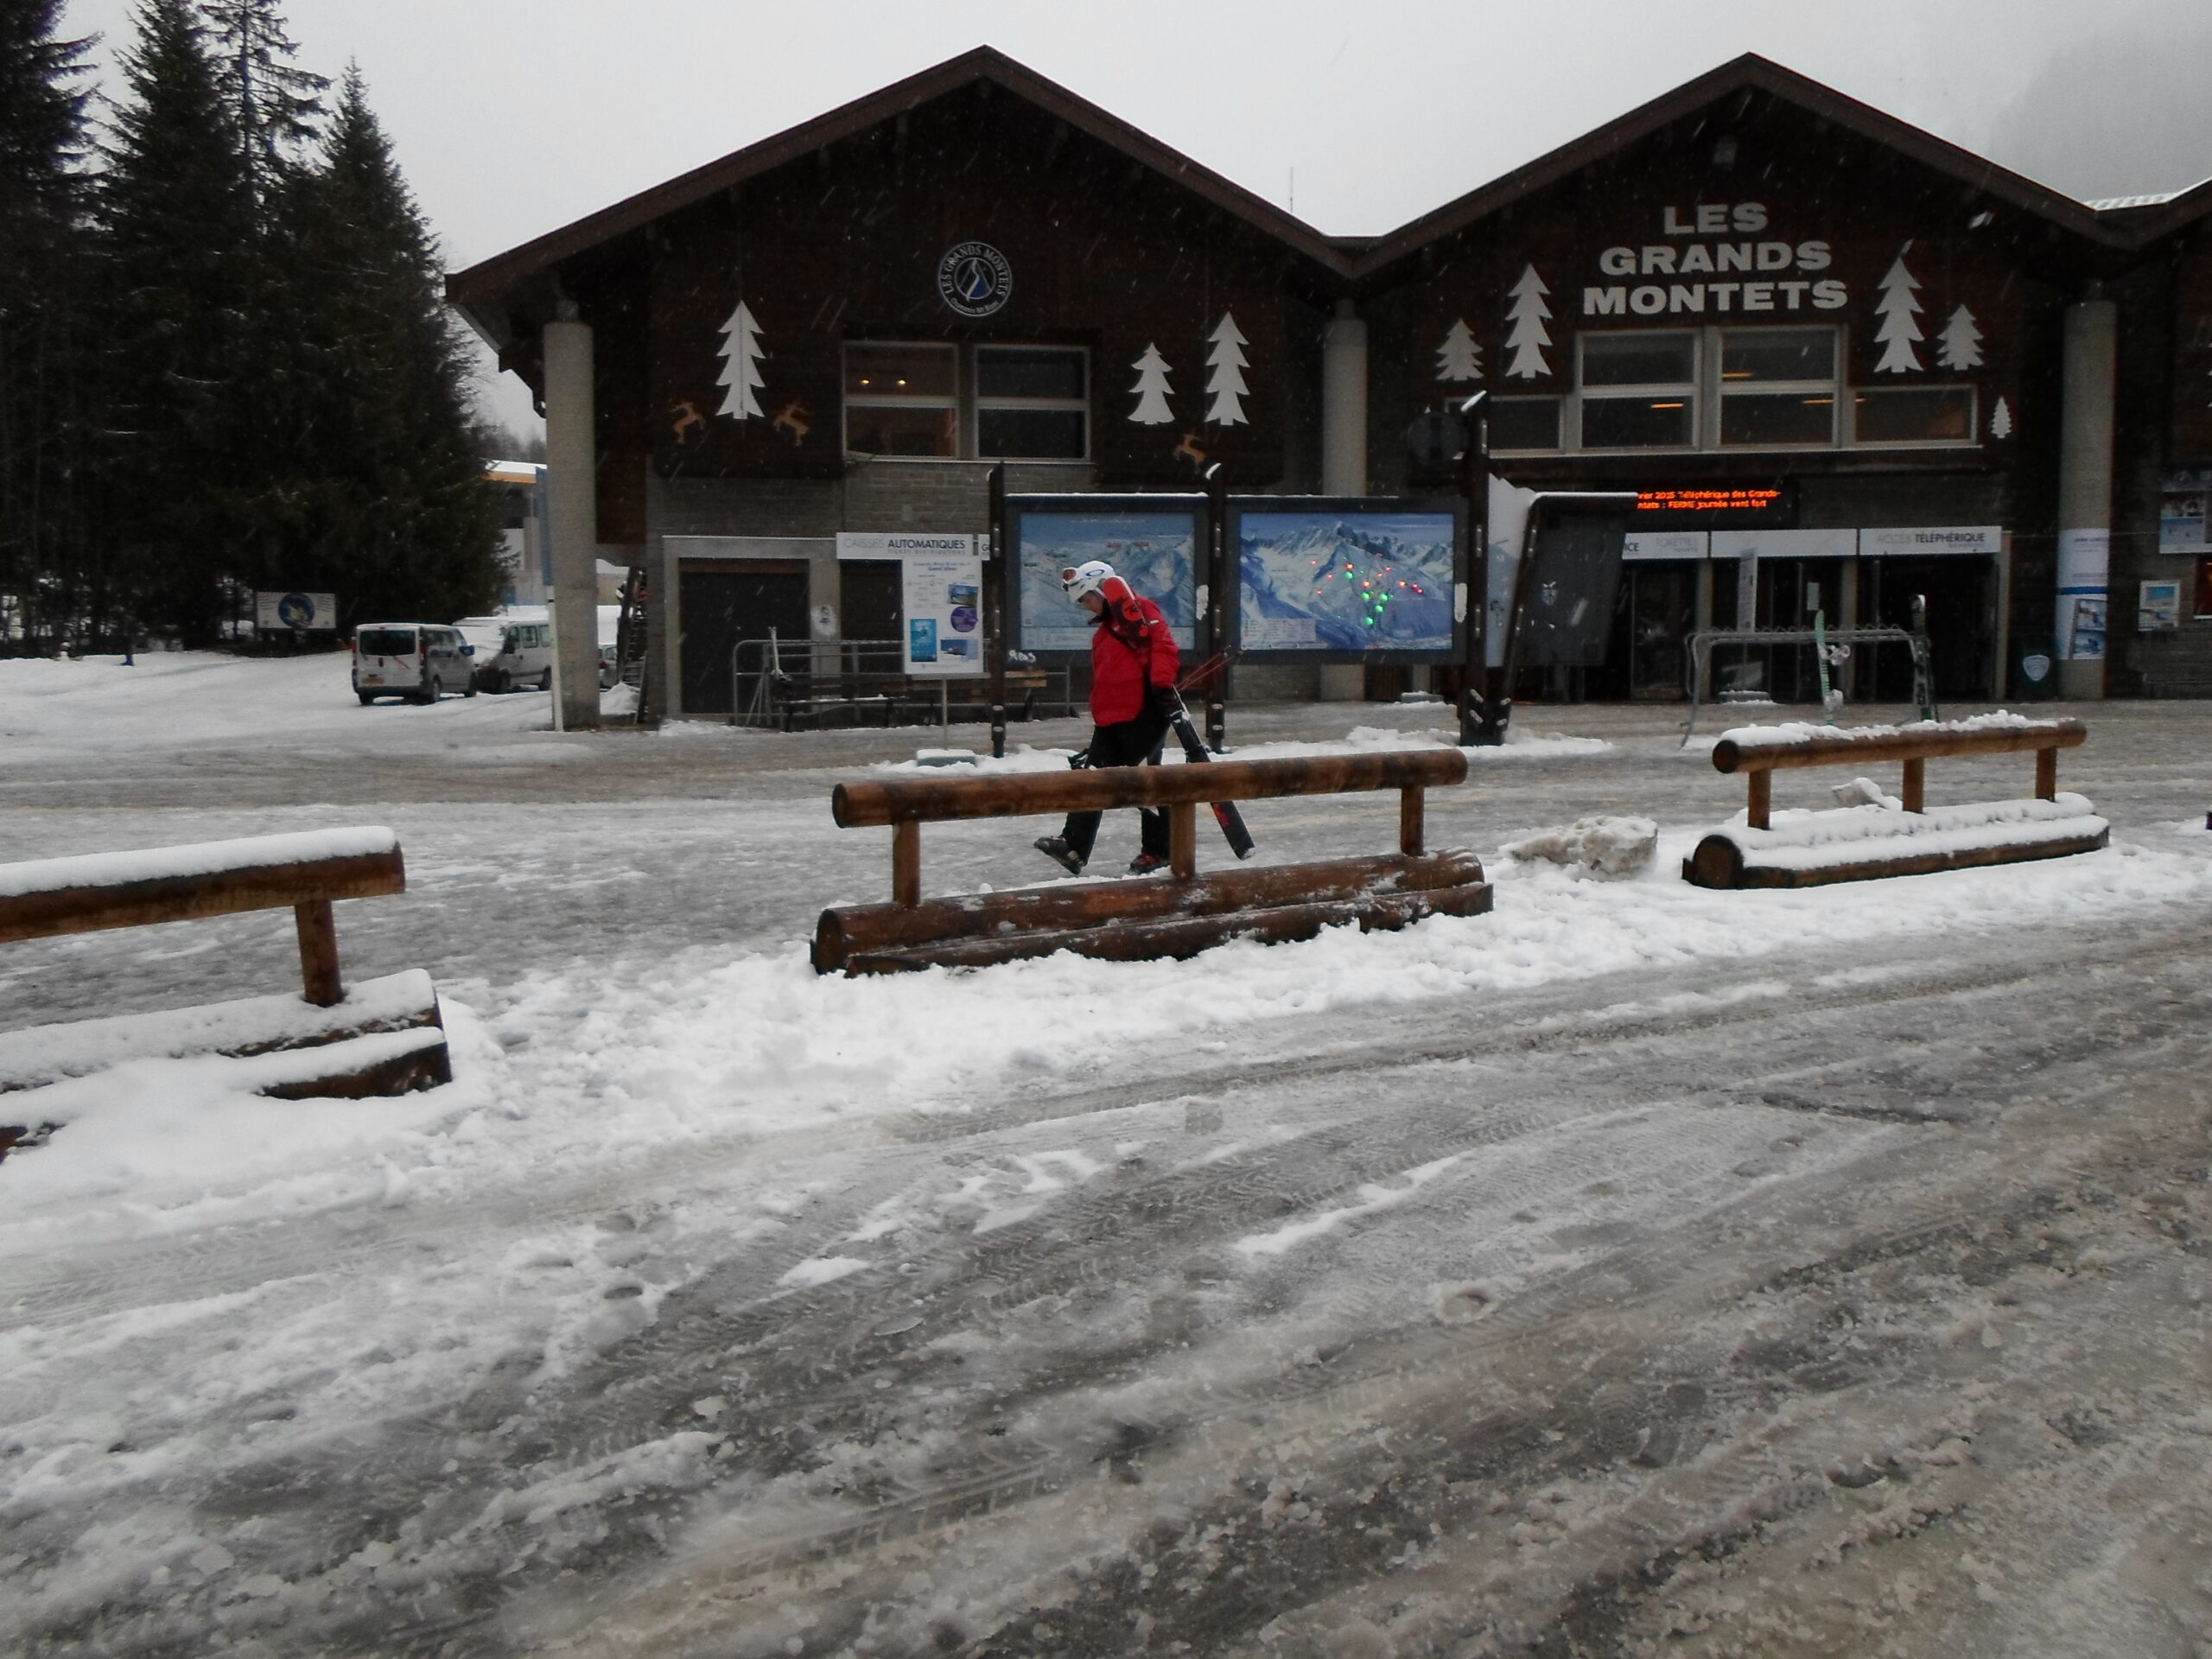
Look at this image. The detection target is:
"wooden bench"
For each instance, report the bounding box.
[1685,717,2106,888]
[817,748,1489,973]
[0,829,449,1119]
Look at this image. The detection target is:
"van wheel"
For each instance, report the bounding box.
[357,690,377,706]
[420,678,442,705]
[463,675,477,698]
[537,669,553,692]
[493,669,512,695]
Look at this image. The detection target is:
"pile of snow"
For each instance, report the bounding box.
[1503,816,1659,878]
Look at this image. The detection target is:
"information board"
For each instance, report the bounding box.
[255,591,337,632]
[1233,503,1459,657]
[1008,497,1200,654]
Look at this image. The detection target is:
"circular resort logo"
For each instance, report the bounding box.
[937,242,1012,317]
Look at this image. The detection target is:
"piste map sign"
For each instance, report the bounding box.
[1632,485,1794,528]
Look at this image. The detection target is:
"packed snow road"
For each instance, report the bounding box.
[0,653,2208,1656]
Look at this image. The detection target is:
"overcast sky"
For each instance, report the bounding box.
[59,0,2212,434]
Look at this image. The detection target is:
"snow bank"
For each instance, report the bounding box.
[0,826,395,898]
[1503,816,1659,877]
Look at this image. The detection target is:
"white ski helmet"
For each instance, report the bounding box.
[1060,560,1115,603]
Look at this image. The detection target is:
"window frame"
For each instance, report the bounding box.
[1716,326,1842,449]
[1848,385,1980,449]
[1574,328,1701,453]
[842,340,1091,462]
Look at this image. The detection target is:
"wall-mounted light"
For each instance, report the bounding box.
[1713,136,1739,168]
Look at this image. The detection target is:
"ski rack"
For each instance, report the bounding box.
[1681,626,1930,743]
[1683,717,2104,889]
[815,750,1491,974]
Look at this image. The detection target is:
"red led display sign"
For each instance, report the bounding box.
[1631,485,1795,527]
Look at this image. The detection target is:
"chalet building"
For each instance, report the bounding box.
[445,49,2212,723]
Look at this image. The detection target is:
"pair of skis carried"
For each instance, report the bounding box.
[1067,646,1254,861]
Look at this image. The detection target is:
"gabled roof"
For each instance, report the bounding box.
[2113,175,2212,241]
[446,46,1348,325]
[1351,53,2129,282]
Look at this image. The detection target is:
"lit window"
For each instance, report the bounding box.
[1579,332,1697,448]
[844,344,958,457]
[1853,387,1975,444]
[1719,327,1838,446]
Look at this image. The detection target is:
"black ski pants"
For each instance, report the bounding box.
[1062,709,1172,862]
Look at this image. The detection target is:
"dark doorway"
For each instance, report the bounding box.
[1861,558,1993,701]
[1625,563,1696,700]
[679,563,810,715]
[1755,558,1846,702]
[839,561,902,645]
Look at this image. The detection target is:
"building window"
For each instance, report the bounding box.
[844,343,958,457]
[1489,397,1562,452]
[1853,386,1976,445]
[1578,331,1697,448]
[976,346,1088,460]
[1719,327,1837,446]
[843,342,1089,461]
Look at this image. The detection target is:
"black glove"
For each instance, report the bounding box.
[1147,683,1182,722]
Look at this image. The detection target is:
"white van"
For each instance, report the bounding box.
[353,624,477,705]
[461,619,556,693]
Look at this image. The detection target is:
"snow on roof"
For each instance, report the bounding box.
[2086,181,2209,212]
[483,460,543,484]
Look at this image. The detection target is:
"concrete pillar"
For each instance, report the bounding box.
[2056,296,2117,700]
[543,314,601,730]
[1319,300,1370,702]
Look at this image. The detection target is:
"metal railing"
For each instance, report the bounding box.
[727,638,1077,731]
[1682,626,1932,742]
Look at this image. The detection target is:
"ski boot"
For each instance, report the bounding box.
[1033,836,1084,875]
[1127,851,1169,875]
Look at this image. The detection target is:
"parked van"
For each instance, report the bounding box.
[353,623,476,705]
[462,619,556,693]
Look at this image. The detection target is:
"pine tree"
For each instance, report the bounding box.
[1503,267,1552,379]
[1205,312,1249,426]
[1435,319,1482,383]
[715,300,765,419]
[1872,245,1924,374]
[203,0,324,205]
[279,64,500,625]
[1936,303,1983,372]
[1128,343,1173,423]
[1990,396,2013,440]
[98,0,257,645]
[0,0,97,649]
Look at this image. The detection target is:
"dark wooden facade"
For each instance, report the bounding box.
[448,49,2212,704]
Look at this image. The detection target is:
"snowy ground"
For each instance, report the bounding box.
[1,652,2209,1656]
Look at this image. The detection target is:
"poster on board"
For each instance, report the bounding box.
[255,591,338,631]
[1008,497,1200,654]
[834,532,984,677]
[1233,503,1459,656]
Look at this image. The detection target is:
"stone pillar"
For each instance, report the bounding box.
[543,313,601,730]
[2056,296,2117,700]
[1319,300,1370,702]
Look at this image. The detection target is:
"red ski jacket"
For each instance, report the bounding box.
[1089,577,1179,726]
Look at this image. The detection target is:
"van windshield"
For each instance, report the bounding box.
[358,628,416,656]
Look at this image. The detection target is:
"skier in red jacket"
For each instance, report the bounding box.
[1034,560,1181,875]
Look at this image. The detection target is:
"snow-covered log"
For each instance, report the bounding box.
[1684,795,2109,888]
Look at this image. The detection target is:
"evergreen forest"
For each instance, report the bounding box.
[0,0,505,652]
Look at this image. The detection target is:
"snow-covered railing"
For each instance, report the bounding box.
[1687,717,2103,889]
[818,750,1489,973]
[0,827,406,1007]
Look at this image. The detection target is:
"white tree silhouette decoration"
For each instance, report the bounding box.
[1435,319,1483,383]
[715,300,766,420]
[1503,267,1553,379]
[1990,396,2013,440]
[1128,344,1174,424]
[1937,303,1985,372]
[1872,248,1925,375]
[1205,314,1250,426]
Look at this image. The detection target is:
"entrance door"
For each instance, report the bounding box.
[679,563,811,715]
[1864,558,1993,701]
[1626,563,1695,700]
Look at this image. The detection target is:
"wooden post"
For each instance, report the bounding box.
[1901,757,1926,814]
[1747,770,1771,831]
[2035,745,2057,801]
[1400,786,1426,855]
[893,820,921,908]
[1169,802,1198,880]
[295,899,343,1007]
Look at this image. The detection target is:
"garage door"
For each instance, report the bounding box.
[679,563,811,715]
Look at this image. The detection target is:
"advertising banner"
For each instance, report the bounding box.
[255,591,338,631]
[1856,525,2002,558]
[897,542,983,677]
[2057,528,2110,662]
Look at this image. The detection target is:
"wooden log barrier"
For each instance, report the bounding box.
[1688,718,2104,889]
[819,748,1488,974]
[0,830,448,1106]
